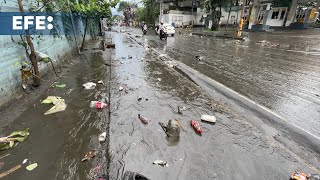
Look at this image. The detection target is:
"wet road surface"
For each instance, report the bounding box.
[0,41,111,179]
[0,30,318,179]
[107,32,312,179]
[136,28,320,139]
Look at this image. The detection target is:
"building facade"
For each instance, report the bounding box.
[158,0,320,29]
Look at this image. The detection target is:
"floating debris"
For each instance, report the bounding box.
[99,132,107,142]
[138,114,148,124]
[26,163,38,171]
[81,150,97,162]
[42,96,67,115]
[177,106,187,114]
[153,160,168,167]
[0,129,29,151]
[190,120,203,135]
[201,115,216,123]
[83,82,96,90]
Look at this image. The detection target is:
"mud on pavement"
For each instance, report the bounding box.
[108,32,316,180]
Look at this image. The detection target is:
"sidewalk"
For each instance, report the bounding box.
[107,31,315,179]
[179,27,246,40]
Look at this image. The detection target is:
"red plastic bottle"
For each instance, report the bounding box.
[96,102,108,109]
[190,120,203,135]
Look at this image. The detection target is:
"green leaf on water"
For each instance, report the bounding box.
[55,84,66,88]
[26,163,38,171]
[14,62,20,66]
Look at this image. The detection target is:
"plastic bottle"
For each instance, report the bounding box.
[90,101,108,109]
[190,120,202,135]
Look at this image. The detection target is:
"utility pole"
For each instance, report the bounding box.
[225,0,233,35]
[159,0,163,23]
[236,0,245,37]
[192,0,194,16]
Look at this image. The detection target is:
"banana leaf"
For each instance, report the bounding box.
[0,129,29,151]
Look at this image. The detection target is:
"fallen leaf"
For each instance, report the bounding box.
[26,163,38,171]
[55,84,66,88]
[41,96,67,115]
[42,99,52,104]
[81,150,97,162]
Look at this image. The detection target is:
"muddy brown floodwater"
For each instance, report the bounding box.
[0,42,111,180]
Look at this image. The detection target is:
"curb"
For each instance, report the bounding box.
[191,32,245,40]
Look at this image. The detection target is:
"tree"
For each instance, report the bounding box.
[205,0,226,30]
[117,1,130,12]
[225,0,234,34]
[117,1,138,25]
[72,0,118,51]
[273,0,292,7]
[140,0,159,25]
[17,0,40,86]
[16,0,69,86]
[136,7,146,22]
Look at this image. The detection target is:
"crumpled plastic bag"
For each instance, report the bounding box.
[42,96,67,115]
[0,129,29,151]
[83,82,96,90]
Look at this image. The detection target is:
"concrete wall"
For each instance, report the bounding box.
[0,0,87,107]
[162,7,241,27]
[265,7,287,27]
[162,13,194,26]
[220,9,240,25]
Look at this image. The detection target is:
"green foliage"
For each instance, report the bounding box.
[136,7,146,22]
[273,0,292,7]
[71,0,118,19]
[140,0,159,25]
[117,1,131,12]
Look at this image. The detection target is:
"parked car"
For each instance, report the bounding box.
[155,24,175,36]
[163,24,175,36]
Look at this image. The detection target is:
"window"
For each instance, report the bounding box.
[280,10,286,19]
[231,16,235,23]
[271,10,279,19]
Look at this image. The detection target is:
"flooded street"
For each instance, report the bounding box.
[107,33,317,179]
[139,28,320,139]
[0,43,111,179]
[0,30,319,179]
